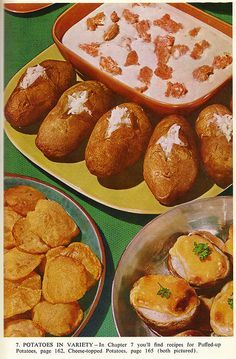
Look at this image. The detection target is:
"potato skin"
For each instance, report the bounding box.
[36,81,114,158]
[195,104,232,188]
[143,115,199,205]
[5,60,76,128]
[85,103,152,177]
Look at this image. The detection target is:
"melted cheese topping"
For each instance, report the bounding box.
[210,281,233,336]
[105,106,131,138]
[20,65,46,89]
[130,274,198,317]
[169,234,229,285]
[212,113,232,142]
[67,91,91,115]
[156,124,185,158]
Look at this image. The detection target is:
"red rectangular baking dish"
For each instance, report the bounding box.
[52,3,232,115]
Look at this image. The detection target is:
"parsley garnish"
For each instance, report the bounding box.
[193,242,211,260]
[228,296,233,310]
[157,283,171,299]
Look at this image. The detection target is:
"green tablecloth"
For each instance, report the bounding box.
[4,3,232,337]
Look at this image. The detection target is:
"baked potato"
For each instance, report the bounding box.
[168,233,230,289]
[5,60,76,128]
[36,81,114,158]
[85,103,152,177]
[130,274,200,335]
[143,115,199,205]
[195,104,232,187]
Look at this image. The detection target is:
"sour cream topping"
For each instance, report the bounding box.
[106,106,131,138]
[67,91,91,115]
[212,113,232,142]
[20,65,46,89]
[157,124,185,158]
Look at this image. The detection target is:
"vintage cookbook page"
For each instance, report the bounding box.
[1,0,235,358]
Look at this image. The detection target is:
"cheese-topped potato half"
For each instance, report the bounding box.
[143,114,198,206]
[168,233,230,288]
[130,274,200,335]
[36,81,114,159]
[210,281,233,336]
[195,104,232,188]
[5,60,76,128]
[85,103,152,177]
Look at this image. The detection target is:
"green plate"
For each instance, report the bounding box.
[4,173,106,337]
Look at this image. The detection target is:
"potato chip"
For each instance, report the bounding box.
[45,244,102,288]
[4,185,46,216]
[4,272,41,318]
[13,218,50,254]
[43,256,87,303]
[62,243,102,287]
[4,207,22,249]
[27,200,79,247]
[46,246,65,260]
[4,319,45,337]
[38,246,65,275]
[32,301,83,336]
[4,247,44,280]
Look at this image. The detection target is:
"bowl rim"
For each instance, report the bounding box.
[4,3,52,14]
[52,2,232,112]
[4,172,106,337]
[111,195,233,336]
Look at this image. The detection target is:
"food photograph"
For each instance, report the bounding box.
[3,2,233,339]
